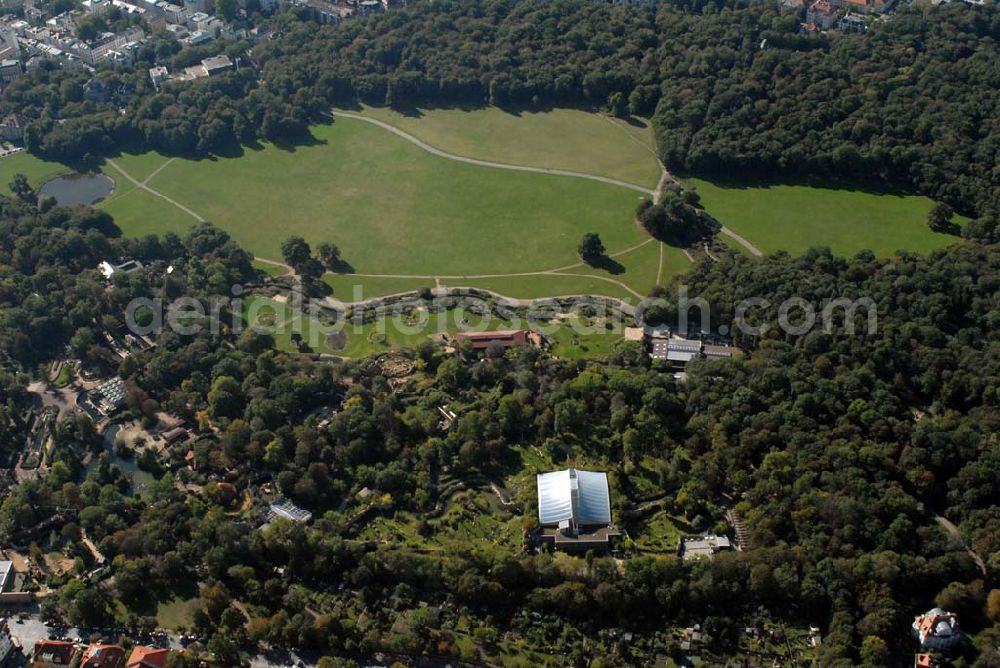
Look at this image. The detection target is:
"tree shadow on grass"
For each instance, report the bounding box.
[269,127,329,153]
[327,257,355,274]
[679,169,922,199]
[620,115,649,129]
[585,254,625,275]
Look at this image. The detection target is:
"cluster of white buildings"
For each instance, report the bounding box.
[286,0,395,25]
[0,0,402,95]
[0,11,147,69]
[0,0,246,81]
[148,52,232,88]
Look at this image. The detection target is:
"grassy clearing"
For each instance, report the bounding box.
[125,117,646,276]
[156,597,200,630]
[107,152,173,183]
[573,238,689,296]
[356,489,521,556]
[453,275,637,302]
[0,152,73,193]
[547,323,624,360]
[631,510,695,555]
[253,260,287,277]
[99,186,197,238]
[242,295,342,356]
[324,274,435,300]
[688,177,961,257]
[52,362,76,388]
[331,305,625,359]
[334,306,522,358]
[348,104,661,188]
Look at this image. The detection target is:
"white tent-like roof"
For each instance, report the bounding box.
[536,468,611,527]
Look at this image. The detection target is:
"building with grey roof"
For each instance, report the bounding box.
[264,496,313,524]
[0,560,14,593]
[680,534,734,560]
[536,468,619,552]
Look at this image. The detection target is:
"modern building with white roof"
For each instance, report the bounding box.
[537,468,611,528]
[536,468,618,551]
[0,560,14,592]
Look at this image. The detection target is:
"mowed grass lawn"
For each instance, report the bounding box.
[689,177,961,257]
[242,295,341,356]
[348,105,661,188]
[0,152,73,193]
[100,184,195,235]
[324,274,435,300]
[123,117,648,276]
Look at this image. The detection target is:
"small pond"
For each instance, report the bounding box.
[39,172,114,206]
[81,423,156,495]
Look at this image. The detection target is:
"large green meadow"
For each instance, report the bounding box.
[106,117,649,277]
[688,177,960,257]
[0,106,967,308]
[349,105,661,188]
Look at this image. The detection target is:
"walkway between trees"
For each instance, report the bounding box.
[935,514,987,576]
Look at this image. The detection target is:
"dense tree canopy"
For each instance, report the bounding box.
[7,0,1000,240]
[0,181,997,662]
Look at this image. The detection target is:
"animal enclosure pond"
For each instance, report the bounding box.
[39,172,114,206]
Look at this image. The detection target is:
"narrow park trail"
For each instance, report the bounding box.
[335,237,658,301]
[105,110,766,304]
[935,515,987,576]
[332,111,656,195]
[105,158,206,223]
[333,112,763,257]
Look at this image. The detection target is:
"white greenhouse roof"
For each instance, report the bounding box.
[536,468,611,526]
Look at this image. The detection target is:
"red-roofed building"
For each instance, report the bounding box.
[31,641,80,668]
[215,481,238,504]
[452,329,542,352]
[126,647,173,668]
[806,0,839,28]
[81,644,126,668]
[912,608,960,650]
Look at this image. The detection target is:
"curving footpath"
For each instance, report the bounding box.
[333,111,763,257]
[104,115,765,304]
[318,285,640,317]
[332,111,656,196]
